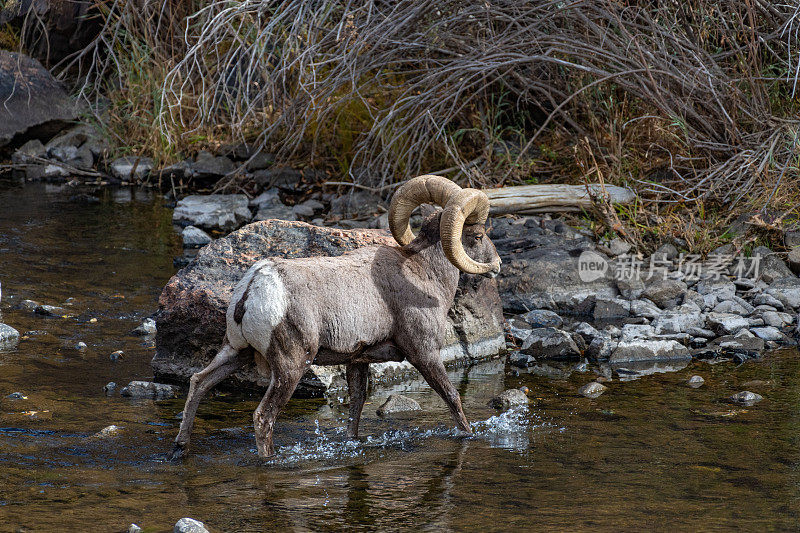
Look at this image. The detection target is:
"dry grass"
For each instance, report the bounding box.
[19,0,800,248]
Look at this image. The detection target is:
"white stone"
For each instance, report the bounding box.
[173,194,252,232]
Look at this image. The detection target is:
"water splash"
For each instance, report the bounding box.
[266,406,545,464]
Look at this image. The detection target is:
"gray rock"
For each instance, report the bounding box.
[128,525,143,533]
[245,151,275,171]
[291,199,324,218]
[191,151,235,179]
[708,335,765,358]
[687,375,705,388]
[120,381,179,400]
[787,231,800,249]
[520,328,581,360]
[174,518,209,533]
[695,279,736,301]
[609,339,690,363]
[487,389,529,409]
[642,279,687,309]
[110,350,124,362]
[330,191,383,218]
[11,139,46,164]
[593,298,630,319]
[620,324,656,341]
[93,425,122,438]
[0,323,20,349]
[251,190,295,222]
[752,246,794,283]
[153,220,504,394]
[6,392,26,399]
[616,276,645,299]
[182,226,213,248]
[713,299,751,315]
[506,318,533,344]
[508,350,534,368]
[103,382,116,395]
[574,322,601,343]
[376,394,422,417]
[750,326,788,342]
[788,247,800,276]
[520,309,563,328]
[173,194,252,232]
[0,51,79,148]
[729,391,763,406]
[652,311,704,335]
[652,243,679,262]
[587,335,617,362]
[132,318,157,336]
[109,156,154,181]
[761,311,794,328]
[74,341,87,350]
[34,304,67,316]
[490,219,618,311]
[628,298,662,319]
[252,166,302,188]
[608,238,632,256]
[578,381,607,399]
[766,278,800,310]
[753,292,785,310]
[706,312,751,335]
[686,327,716,339]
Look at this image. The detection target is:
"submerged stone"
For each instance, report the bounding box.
[729,391,763,406]
[578,381,607,399]
[120,381,178,400]
[487,389,529,409]
[687,375,705,388]
[0,323,20,349]
[376,394,422,417]
[174,518,209,533]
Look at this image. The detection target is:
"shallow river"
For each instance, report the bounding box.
[1,181,799,532]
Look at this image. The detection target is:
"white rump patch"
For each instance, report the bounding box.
[225,259,288,354]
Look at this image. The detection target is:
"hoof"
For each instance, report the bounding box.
[168,443,186,461]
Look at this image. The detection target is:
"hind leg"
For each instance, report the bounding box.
[346,363,368,439]
[170,342,249,459]
[253,353,308,458]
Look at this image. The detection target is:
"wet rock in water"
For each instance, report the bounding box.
[103,382,116,395]
[642,279,687,310]
[7,392,27,400]
[487,389,529,409]
[520,327,581,360]
[506,318,533,344]
[120,381,178,399]
[110,350,124,362]
[520,309,563,328]
[174,517,209,533]
[729,391,763,406]
[0,51,79,148]
[687,375,705,388]
[700,335,765,361]
[376,394,422,417]
[173,194,252,232]
[609,339,690,364]
[33,303,67,317]
[109,156,154,181]
[75,341,88,350]
[706,313,751,336]
[153,220,504,395]
[93,425,122,438]
[507,350,535,368]
[0,323,20,349]
[131,318,157,337]
[578,381,607,399]
[182,226,213,248]
[765,277,800,310]
[127,524,142,533]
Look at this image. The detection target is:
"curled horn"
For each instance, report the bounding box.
[388,175,461,246]
[388,175,499,275]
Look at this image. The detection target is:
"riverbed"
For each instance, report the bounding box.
[1,181,799,531]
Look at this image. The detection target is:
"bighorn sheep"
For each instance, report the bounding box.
[170,175,501,459]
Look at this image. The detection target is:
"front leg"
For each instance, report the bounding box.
[406,350,472,435]
[346,362,369,439]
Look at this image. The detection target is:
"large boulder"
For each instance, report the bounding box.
[152,220,505,396]
[490,217,617,312]
[0,51,78,148]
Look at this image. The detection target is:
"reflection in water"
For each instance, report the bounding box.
[1,182,800,531]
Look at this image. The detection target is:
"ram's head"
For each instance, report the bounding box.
[388,175,502,278]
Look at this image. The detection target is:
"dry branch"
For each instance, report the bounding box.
[484,184,636,215]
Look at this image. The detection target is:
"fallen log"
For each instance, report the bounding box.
[484,184,636,215]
